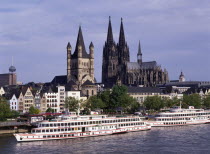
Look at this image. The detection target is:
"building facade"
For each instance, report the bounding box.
[102,17,169,88]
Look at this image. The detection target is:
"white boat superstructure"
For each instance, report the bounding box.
[149,106,210,127]
[14,113,151,142]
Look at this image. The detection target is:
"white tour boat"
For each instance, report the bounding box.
[149,106,210,127]
[14,112,151,142]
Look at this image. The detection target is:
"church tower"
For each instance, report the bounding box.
[137,41,142,64]
[179,71,185,82]
[67,26,95,88]
[102,17,118,87]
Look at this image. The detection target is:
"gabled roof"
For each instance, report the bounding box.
[141,61,157,69]
[127,87,162,94]
[126,62,140,70]
[82,80,95,86]
[51,75,67,85]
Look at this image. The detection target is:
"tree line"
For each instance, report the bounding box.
[143,94,210,112]
[65,85,140,114]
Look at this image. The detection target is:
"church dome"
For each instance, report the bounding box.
[9,65,16,73]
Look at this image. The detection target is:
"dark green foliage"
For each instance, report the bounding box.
[203,96,210,109]
[83,85,140,114]
[86,95,106,111]
[0,97,11,121]
[143,96,164,111]
[183,94,202,108]
[0,96,20,121]
[46,107,55,113]
[65,97,79,112]
[163,97,180,108]
[29,106,40,114]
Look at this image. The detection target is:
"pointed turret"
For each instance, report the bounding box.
[67,42,72,82]
[137,40,142,64]
[107,16,114,44]
[119,18,126,46]
[72,26,89,58]
[89,42,94,59]
[67,42,71,49]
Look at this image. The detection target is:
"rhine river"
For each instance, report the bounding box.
[1,124,210,154]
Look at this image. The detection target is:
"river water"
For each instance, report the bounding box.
[1,124,210,154]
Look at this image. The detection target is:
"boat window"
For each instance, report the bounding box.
[61,123,64,126]
[43,136,46,138]
[61,129,64,131]
[50,129,53,132]
[58,123,60,126]
[50,124,53,127]
[71,123,74,126]
[46,129,49,132]
[47,135,51,138]
[54,123,57,127]
[42,129,45,133]
[56,135,59,137]
[46,124,49,127]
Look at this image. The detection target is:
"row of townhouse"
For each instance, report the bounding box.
[1,85,86,113]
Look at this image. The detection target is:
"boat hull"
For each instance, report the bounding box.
[149,120,210,127]
[14,125,151,142]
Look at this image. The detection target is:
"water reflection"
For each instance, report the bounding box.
[1,124,210,154]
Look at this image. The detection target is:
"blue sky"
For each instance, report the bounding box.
[0,0,210,83]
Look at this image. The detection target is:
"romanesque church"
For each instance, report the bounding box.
[102,17,169,88]
[51,26,97,97]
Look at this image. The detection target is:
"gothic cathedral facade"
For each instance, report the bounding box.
[102,17,169,88]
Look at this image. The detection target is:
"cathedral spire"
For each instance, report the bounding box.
[138,40,142,55]
[137,40,142,64]
[119,17,126,46]
[107,16,114,44]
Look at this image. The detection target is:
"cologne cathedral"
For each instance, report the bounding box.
[102,17,169,88]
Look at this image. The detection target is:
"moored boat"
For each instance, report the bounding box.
[148,106,210,127]
[14,113,151,142]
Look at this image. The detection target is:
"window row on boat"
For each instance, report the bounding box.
[118,122,144,127]
[163,122,187,125]
[39,118,141,128]
[32,127,81,133]
[156,118,190,121]
[156,112,210,117]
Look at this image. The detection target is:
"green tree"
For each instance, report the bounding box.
[85,95,106,111]
[183,94,202,108]
[0,97,11,121]
[143,96,164,111]
[110,85,128,110]
[29,106,40,114]
[99,90,111,108]
[65,97,80,113]
[163,97,180,108]
[126,97,140,113]
[46,107,54,113]
[203,95,210,109]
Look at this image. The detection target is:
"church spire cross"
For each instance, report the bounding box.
[119,17,126,46]
[107,16,114,44]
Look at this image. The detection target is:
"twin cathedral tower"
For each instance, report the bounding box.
[66,17,169,90]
